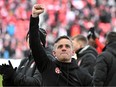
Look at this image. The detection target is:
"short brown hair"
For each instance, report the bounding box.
[53,35,73,50]
[72,34,88,45]
[54,35,72,44]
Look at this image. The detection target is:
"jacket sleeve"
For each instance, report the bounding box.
[29,15,51,73]
[13,68,42,86]
[93,54,108,86]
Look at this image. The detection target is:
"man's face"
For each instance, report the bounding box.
[72,39,81,52]
[53,38,74,63]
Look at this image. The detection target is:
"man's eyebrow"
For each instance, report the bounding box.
[57,44,71,47]
[66,44,71,46]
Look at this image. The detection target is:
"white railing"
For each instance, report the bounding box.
[0,59,21,68]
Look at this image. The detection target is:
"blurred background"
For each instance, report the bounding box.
[0,0,116,59]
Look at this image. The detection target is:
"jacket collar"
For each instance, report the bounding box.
[55,58,78,71]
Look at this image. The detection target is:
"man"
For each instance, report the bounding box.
[93,31,116,86]
[29,4,92,86]
[72,35,97,76]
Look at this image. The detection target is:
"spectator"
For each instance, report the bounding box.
[29,4,92,86]
[87,27,105,54]
[93,31,116,86]
[72,34,97,76]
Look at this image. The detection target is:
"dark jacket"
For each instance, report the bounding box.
[29,16,92,86]
[93,41,116,86]
[76,45,97,76]
[3,53,42,86]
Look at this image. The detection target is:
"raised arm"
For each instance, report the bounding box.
[29,4,51,73]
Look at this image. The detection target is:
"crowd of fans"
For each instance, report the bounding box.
[0,0,116,59]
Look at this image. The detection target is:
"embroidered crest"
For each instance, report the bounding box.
[55,67,61,74]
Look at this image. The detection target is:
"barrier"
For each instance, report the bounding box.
[0,59,21,68]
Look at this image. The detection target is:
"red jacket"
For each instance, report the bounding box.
[95,38,105,54]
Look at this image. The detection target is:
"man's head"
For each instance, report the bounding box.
[53,36,74,63]
[72,35,88,51]
[105,31,116,45]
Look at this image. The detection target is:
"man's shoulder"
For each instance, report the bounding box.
[99,51,112,59]
[97,51,113,65]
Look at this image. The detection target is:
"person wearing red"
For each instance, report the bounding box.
[87,27,104,54]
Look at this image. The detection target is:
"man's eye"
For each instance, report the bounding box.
[58,45,63,48]
[65,44,70,48]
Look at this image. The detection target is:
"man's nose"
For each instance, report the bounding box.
[62,46,67,51]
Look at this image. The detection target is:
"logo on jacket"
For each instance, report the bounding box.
[55,67,61,74]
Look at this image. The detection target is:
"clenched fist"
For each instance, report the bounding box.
[32,4,44,18]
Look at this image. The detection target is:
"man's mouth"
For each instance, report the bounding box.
[60,53,68,55]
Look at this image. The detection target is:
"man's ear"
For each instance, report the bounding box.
[79,41,83,48]
[52,51,56,57]
[72,50,75,56]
